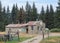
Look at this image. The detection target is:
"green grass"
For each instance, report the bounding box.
[40,36,60,43]
[1,36,33,43]
[20,37,33,42]
[6,40,18,43]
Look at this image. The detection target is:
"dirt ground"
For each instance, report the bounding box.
[0,32,6,34]
[0,32,37,37]
[0,42,4,43]
[20,33,37,37]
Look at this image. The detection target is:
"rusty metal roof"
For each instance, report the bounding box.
[6,24,28,28]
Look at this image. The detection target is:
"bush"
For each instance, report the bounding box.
[50,28,60,32]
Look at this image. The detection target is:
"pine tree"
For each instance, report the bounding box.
[18,8,22,23]
[11,4,16,23]
[56,0,60,28]
[25,2,31,22]
[25,1,29,22]
[18,6,25,23]
[40,6,45,22]
[2,7,6,22]
[2,7,6,31]
[32,2,37,21]
[21,6,26,23]
[0,1,2,13]
[0,1,2,21]
[6,6,11,24]
[45,5,50,29]
[49,5,54,28]
[0,1,3,31]
[15,4,19,23]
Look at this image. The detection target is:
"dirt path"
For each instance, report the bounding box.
[20,33,60,43]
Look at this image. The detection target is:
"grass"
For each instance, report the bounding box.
[40,36,60,43]
[0,32,36,43]
[20,36,33,42]
[6,40,18,43]
[0,36,34,43]
[6,37,33,43]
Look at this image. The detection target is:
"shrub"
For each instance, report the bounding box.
[50,28,60,32]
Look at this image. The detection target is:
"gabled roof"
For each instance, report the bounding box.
[6,24,28,28]
[6,20,44,28]
[27,21,37,26]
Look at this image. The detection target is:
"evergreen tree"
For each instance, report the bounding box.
[0,1,2,14]
[49,5,54,28]
[15,4,19,23]
[18,6,25,23]
[0,1,3,31]
[25,2,31,22]
[32,2,37,21]
[39,6,45,22]
[56,0,60,28]
[2,7,6,22]
[6,6,11,24]
[21,6,26,23]
[0,1,2,21]
[18,8,22,23]
[28,4,32,21]
[2,7,6,31]
[45,5,50,29]
[54,10,57,28]
[11,4,16,23]
[25,1,29,22]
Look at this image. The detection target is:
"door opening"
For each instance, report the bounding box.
[26,28,28,33]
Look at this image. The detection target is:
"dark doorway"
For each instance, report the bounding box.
[26,28,28,33]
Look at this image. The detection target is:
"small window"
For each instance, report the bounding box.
[31,26,33,30]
